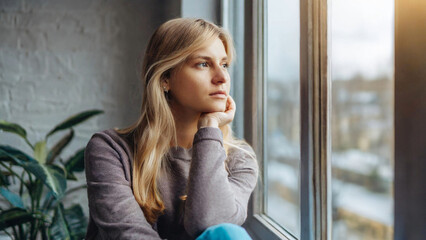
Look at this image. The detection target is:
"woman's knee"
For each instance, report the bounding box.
[196,223,252,240]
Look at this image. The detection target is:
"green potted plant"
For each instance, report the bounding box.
[0,110,103,239]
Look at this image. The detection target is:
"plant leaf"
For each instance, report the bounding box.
[64,205,87,240]
[67,173,78,181]
[49,204,71,240]
[33,164,67,199]
[41,191,57,213]
[0,120,27,139]
[34,140,47,164]
[64,148,85,179]
[0,208,34,230]
[0,120,33,149]
[47,129,74,164]
[46,110,103,138]
[28,179,44,208]
[0,145,37,164]
[0,149,66,198]
[0,187,25,209]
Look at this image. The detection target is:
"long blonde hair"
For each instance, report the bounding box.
[118,18,245,224]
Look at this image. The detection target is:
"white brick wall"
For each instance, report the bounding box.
[0,0,180,220]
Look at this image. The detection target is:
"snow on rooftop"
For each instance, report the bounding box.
[332,150,392,181]
[267,161,393,226]
[333,180,393,225]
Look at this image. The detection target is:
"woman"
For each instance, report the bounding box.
[84,18,258,240]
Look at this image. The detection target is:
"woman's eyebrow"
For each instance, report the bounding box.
[189,55,228,61]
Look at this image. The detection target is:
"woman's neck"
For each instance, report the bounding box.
[171,107,200,149]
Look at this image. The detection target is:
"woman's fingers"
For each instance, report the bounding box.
[225,96,236,114]
[216,96,235,126]
[197,96,236,129]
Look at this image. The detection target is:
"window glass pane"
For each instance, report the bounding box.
[330,0,394,239]
[265,0,300,237]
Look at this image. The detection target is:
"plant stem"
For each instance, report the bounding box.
[27,171,35,212]
[0,162,28,188]
[12,226,18,239]
[23,225,29,240]
[2,229,13,239]
[25,137,34,150]
[29,219,34,239]
[18,224,24,240]
[19,171,25,196]
[41,223,48,240]
[36,180,43,209]
[28,170,33,184]
[30,219,39,240]
[42,195,53,213]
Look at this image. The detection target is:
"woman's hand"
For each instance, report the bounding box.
[198,96,236,129]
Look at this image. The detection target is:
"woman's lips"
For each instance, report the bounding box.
[209,91,227,99]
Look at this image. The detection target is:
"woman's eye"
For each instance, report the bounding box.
[197,62,208,68]
[222,63,229,69]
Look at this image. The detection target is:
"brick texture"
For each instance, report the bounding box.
[0,0,180,220]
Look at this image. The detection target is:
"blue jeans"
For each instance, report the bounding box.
[196,223,252,240]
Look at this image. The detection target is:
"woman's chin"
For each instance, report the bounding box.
[203,105,226,113]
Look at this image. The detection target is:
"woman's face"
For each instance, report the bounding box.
[168,37,231,114]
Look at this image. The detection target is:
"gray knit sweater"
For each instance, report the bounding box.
[84,127,258,240]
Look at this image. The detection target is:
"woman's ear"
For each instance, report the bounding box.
[161,79,170,93]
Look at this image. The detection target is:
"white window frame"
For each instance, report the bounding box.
[236,0,330,239]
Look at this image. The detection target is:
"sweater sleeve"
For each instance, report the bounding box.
[183,127,259,237]
[85,132,163,240]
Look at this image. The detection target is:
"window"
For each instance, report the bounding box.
[265,0,301,238]
[330,0,394,239]
[232,0,426,239]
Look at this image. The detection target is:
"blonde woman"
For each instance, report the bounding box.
[84,18,258,240]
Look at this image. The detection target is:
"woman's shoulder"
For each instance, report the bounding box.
[85,129,135,181]
[86,129,134,159]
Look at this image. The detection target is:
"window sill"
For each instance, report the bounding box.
[245,214,297,240]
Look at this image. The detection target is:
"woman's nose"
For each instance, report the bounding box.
[211,65,229,85]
